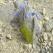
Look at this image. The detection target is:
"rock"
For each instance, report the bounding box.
[43,32,48,41]
[48,42,51,46]
[28,44,32,49]
[43,8,46,16]
[44,16,49,21]
[52,30,53,35]
[6,34,12,40]
[50,36,53,41]
[23,44,31,49]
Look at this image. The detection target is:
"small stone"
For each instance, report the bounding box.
[43,8,46,15]
[28,44,32,49]
[42,41,47,46]
[48,42,51,46]
[43,33,48,41]
[23,44,32,50]
[50,36,53,41]
[52,30,53,35]
[44,16,49,21]
[6,34,12,40]
[47,51,49,53]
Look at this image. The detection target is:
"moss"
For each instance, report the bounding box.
[20,24,33,44]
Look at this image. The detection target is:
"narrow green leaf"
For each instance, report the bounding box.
[20,24,33,44]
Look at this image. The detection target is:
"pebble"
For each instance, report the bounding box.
[28,44,32,49]
[47,51,49,53]
[43,32,48,41]
[6,34,12,40]
[43,8,46,16]
[48,42,51,46]
[44,16,49,21]
[52,30,53,35]
[42,41,47,46]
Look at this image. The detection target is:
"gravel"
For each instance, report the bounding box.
[0,0,53,53]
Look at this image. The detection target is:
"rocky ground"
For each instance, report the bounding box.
[0,20,34,53]
[0,0,53,53]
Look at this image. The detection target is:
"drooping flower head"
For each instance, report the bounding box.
[25,9,43,20]
[18,0,28,11]
[14,0,28,16]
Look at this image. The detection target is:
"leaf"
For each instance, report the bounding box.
[20,24,33,44]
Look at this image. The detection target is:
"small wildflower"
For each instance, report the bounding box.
[14,12,19,17]
[18,3,25,11]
